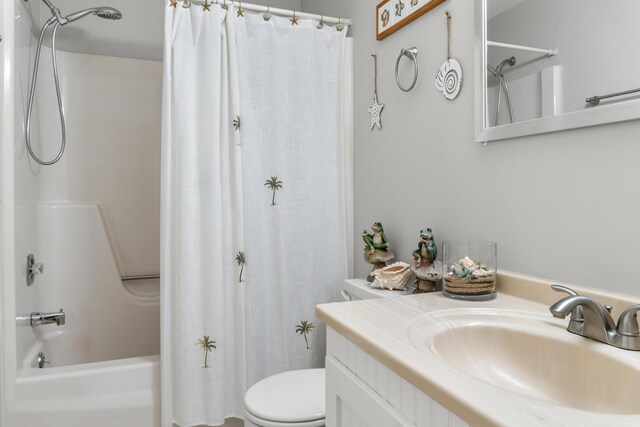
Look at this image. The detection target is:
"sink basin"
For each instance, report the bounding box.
[407,308,640,414]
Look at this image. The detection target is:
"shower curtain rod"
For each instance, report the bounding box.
[487,40,558,57]
[188,0,352,26]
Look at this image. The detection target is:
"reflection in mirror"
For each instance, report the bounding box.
[477,0,640,141]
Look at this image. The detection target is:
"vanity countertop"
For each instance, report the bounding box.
[316,271,640,427]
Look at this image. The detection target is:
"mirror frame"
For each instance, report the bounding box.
[475,0,640,143]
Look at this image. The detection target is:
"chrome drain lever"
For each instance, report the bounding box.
[37,352,50,368]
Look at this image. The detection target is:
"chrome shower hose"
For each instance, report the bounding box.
[25,16,67,166]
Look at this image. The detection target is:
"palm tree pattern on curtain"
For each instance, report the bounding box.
[196,335,216,368]
[295,320,315,350]
[235,251,246,283]
[264,176,283,206]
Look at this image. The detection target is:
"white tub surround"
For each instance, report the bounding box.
[22,203,159,368]
[317,272,640,427]
[6,202,160,427]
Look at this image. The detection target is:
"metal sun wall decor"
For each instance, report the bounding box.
[435,10,462,100]
[376,0,446,41]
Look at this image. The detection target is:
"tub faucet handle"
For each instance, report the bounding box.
[26,254,44,286]
[31,263,44,275]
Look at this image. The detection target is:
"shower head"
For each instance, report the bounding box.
[96,7,123,20]
[65,7,123,24]
[41,0,122,25]
[496,56,516,74]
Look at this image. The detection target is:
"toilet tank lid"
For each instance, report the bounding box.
[245,369,325,423]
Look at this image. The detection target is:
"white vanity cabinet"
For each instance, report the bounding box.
[320,273,640,426]
[325,328,469,427]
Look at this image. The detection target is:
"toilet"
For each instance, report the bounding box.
[244,369,325,427]
[244,279,415,427]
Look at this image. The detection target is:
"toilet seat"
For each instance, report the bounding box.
[245,410,324,427]
[244,369,325,427]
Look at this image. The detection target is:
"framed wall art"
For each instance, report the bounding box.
[376,0,447,41]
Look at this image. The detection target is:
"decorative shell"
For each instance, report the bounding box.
[370,262,412,291]
[435,59,462,100]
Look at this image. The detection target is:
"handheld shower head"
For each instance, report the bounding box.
[65,7,122,24]
[96,8,123,20]
[26,2,123,166]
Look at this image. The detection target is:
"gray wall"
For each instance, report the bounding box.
[302,0,640,297]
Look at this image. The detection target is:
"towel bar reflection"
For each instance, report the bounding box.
[586,87,640,105]
[121,274,160,282]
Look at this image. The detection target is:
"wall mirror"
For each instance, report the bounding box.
[475,0,640,142]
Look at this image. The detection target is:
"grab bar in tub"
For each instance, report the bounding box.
[121,274,160,282]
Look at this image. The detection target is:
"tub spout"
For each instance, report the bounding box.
[30,309,65,326]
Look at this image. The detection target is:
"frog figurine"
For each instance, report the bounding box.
[410,228,442,293]
[362,222,395,282]
[412,228,437,268]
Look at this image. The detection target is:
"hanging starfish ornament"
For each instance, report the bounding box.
[290,11,299,26]
[368,96,384,132]
[202,0,210,11]
[368,54,384,132]
[237,2,245,17]
[169,0,177,8]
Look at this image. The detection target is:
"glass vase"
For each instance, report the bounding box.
[442,240,497,301]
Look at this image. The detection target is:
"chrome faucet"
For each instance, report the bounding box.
[30,309,65,327]
[549,286,640,351]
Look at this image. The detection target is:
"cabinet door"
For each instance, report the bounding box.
[326,357,413,427]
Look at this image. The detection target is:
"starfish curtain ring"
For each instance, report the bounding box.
[290,11,299,26]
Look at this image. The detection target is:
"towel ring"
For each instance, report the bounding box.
[395,47,419,92]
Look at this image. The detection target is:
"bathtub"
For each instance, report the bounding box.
[12,354,160,426]
[9,203,161,426]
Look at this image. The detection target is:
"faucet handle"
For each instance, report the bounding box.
[551,284,579,296]
[616,304,640,337]
[551,284,584,322]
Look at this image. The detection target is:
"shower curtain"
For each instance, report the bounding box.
[161,3,349,426]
